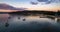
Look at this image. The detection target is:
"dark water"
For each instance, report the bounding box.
[0,14,60,32]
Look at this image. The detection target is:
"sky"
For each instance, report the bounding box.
[0,0,60,11]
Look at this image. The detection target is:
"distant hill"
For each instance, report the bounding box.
[57,10,60,15]
[8,10,56,16]
[0,3,26,10]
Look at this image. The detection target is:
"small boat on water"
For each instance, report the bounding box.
[18,17,20,19]
[8,17,11,19]
[23,19,26,21]
[5,23,9,27]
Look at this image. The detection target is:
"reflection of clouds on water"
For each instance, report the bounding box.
[8,15,55,23]
[0,14,60,32]
[0,14,9,22]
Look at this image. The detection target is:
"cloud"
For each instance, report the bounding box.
[45,1,51,4]
[37,0,60,4]
[37,0,49,2]
[30,2,38,5]
[30,0,60,5]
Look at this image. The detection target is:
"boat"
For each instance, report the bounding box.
[23,19,26,21]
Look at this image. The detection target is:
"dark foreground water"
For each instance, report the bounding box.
[0,14,60,32]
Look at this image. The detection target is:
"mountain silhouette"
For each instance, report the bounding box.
[0,3,26,10]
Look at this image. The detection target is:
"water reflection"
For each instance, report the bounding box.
[5,17,10,27]
[57,18,60,23]
[0,14,60,32]
[5,22,9,27]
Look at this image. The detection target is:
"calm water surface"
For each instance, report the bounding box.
[0,14,60,32]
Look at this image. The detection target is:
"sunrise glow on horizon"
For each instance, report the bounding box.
[0,0,60,12]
